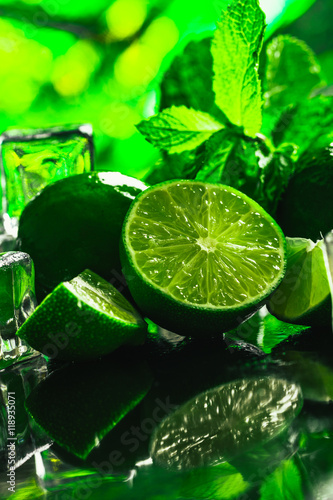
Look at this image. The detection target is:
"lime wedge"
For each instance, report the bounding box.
[121,181,286,335]
[268,238,332,327]
[17,269,147,360]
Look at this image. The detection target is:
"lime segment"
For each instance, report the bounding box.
[268,237,332,326]
[17,269,147,360]
[121,181,286,335]
[66,270,143,323]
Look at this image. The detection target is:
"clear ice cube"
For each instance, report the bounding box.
[0,124,93,235]
[0,251,37,340]
[0,355,49,472]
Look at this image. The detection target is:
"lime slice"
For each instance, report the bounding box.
[268,237,332,327]
[121,181,286,336]
[17,172,147,298]
[17,269,147,361]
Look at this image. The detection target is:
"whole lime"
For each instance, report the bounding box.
[17,172,147,297]
[276,147,333,241]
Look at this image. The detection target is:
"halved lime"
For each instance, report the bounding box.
[121,181,286,336]
[268,237,332,327]
[17,269,147,360]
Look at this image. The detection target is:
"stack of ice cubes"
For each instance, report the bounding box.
[0,124,94,365]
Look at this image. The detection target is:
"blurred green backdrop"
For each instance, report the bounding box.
[0,0,330,179]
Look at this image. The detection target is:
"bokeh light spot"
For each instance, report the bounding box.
[142,16,179,57]
[0,19,53,114]
[114,42,160,88]
[106,0,147,40]
[51,40,100,97]
[114,17,179,89]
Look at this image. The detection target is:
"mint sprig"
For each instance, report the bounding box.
[136,0,326,215]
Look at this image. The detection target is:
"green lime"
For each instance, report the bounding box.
[276,147,333,241]
[121,180,286,336]
[17,269,147,361]
[17,172,147,297]
[267,237,332,327]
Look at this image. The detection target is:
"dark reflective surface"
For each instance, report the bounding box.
[1,324,333,499]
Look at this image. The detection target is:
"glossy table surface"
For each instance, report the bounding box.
[1,323,333,500]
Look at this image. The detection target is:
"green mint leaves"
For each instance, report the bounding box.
[136,106,224,154]
[264,35,322,110]
[260,459,304,500]
[136,0,328,218]
[138,0,266,152]
[212,0,265,137]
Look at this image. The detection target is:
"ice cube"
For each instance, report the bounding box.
[0,124,93,235]
[0,251,37,339]
[0,355,49,472]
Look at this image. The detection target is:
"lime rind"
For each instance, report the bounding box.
[125,181,286,311]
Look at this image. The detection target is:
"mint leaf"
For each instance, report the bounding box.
[264,35,323,110]
[212,0,266,137]
[145,148,204,184]
[160,37,222,119]
[136,106,224,154]
[226,310,309,354]
[260,314,309,354]
[273,95,333,153]
[195,130,260,198]
[195,130,235,183]
[255,145,296,215]
[260,459,304,500]
[262,35,324,139]
[180,463,250,499]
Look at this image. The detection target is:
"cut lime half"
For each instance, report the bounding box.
[121,181,286,336]
[268,238,332,327]
[17,269,147,360]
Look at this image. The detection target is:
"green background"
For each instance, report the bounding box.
[0,0,331,180]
